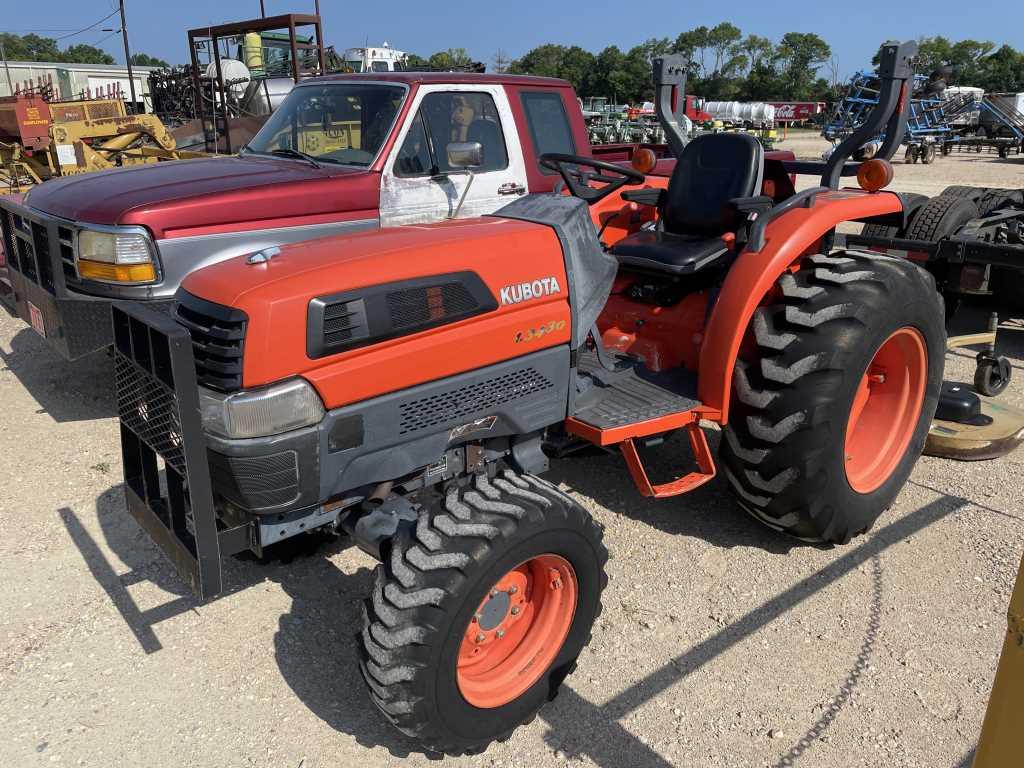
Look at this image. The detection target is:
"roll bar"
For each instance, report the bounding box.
[652,55,689,158]
[820,40,918,189]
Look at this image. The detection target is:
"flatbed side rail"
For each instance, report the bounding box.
[112,302,246,600]
[839,232,1024,270]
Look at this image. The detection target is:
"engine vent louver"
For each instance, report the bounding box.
[322,298,369,349]
[398,366,554,434]
[307,272,498,359]
[386,282,479,331]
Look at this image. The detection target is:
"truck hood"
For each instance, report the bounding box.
[25,155,378,237]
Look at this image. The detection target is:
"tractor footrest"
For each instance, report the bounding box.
[570,351,700,442]
[566,353,715,497]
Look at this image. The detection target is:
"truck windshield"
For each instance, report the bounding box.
[243,82,405,167]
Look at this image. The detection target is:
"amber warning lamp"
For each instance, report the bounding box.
[857,159,894,192]
[631,148,657,174]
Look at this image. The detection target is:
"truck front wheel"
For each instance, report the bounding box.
[358,471,608,755]
[720,251,945,544]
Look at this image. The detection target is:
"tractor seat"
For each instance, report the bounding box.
[610,132,764,276]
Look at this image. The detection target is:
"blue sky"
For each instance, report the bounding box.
[8,0,1024,81]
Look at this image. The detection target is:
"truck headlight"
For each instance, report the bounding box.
[78,230,157,283]
[199,378,325,439]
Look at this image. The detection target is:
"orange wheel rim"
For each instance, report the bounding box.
[844,327,927,494]
[457,554,577,709]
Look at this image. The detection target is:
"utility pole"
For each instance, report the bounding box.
[493,49,510,74]
[0,39,13,97]
[259,1,265,16]
[118,0,137,112]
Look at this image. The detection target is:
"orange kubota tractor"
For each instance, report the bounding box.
[112,41,944,754]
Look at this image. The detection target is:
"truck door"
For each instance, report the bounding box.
[379,85,528,226]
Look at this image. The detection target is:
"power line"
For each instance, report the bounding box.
[9,9,122,42]
[53,9,120,41]
[90,29,123,49]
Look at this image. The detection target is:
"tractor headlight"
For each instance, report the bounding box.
[78,229,157,283]
[199,378,325,439]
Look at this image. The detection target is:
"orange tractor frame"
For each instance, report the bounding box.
[112,41,944,754]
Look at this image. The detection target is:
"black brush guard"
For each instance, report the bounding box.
[112,302,251,600]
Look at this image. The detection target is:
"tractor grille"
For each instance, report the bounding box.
[398,366,554,435]
[209,450,300,510]
[173,291,247,392]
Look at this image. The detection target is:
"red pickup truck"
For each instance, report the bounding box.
[0,72,676,359]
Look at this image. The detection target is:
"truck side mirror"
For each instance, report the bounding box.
[444,142,484,220]
[446,141,483,169]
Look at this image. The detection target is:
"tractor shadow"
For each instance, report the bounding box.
[66,486,424,757]
[0,326,115,422]
[535,493,969,768]
[546,430,805,555]
[69,483,973,764]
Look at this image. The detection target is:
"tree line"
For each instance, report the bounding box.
[499,24,1024,104]
[504,24,835,104]
[883,37,1024,94]
[0,32,168,69]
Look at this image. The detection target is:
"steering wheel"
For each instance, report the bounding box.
[539,153,645,205]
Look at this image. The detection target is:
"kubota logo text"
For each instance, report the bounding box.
[500,277,562,305]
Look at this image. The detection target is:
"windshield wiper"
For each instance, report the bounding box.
[267,148,322,168]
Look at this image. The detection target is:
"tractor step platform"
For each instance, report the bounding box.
[566,351,715,498]
[570,350,700,439]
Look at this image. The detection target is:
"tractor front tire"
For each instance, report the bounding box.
[358,471,607,755]
[720,251,945,544]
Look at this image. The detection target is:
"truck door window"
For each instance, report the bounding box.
[395,92,509,178]
[520,91,576,173]
[395,111,432,176]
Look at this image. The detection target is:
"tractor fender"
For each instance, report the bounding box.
[698,189,905,421]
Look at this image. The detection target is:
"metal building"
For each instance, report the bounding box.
[0,60,160,112]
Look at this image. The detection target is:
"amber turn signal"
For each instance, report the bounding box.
[78,259,156,283]
[857,159,894,192]
[631,148,657,175]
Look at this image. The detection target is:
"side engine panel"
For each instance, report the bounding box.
[182,217,573,410]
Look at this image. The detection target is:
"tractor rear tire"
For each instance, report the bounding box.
[358,471,607,755]
[720,251,945,544]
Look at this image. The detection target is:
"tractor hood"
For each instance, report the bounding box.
[180,215,568,405]
[25,155,379,238]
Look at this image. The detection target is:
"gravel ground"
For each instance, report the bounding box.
[1,135,1022,768]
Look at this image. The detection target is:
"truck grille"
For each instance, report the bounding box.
[0,203,80,295]
[173,291,247,392]
[0,212,15,270]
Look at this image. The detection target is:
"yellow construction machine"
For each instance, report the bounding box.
[0,92,209,193]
